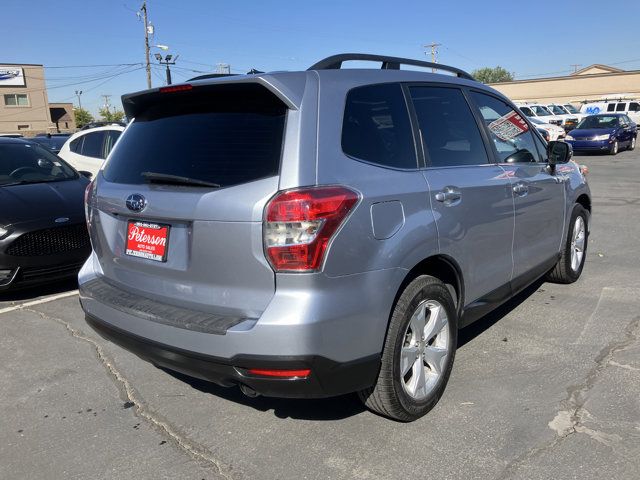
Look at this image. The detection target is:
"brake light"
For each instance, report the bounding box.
[84,180,95,228]
[159,84,192,93]
[247,368,311,378]
[263,186,359,272]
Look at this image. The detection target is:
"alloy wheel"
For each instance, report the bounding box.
[570,216,586,272]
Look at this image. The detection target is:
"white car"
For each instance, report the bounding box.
[517,104,565,127]
[529,117,566,141]
[541,104,582,130]
[58,125,125,176]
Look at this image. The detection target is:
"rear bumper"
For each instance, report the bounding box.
[85,313,379,398]
[78,254,404,398]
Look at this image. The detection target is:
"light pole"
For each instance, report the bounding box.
[75,90,83,109]
[155,53,178,85]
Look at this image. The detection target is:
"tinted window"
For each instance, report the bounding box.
[629,102,640,112]
[615,103,627,112]
[342,83,417,169]
[104,84,286,187]
[607,103,616,112]
[410,86,488,167]
[520,106,534,116]
[104,130,121,157]
[80,131,106,158]
[471,91,541,163]
[70,136,83,153]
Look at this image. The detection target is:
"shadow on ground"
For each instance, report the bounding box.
[165,279,544,420]
[0,278,78,303]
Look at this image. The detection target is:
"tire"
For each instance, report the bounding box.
[629,136,636,151]
[547,204,588,284]
[609,140,618,155]
[358,275,457,422]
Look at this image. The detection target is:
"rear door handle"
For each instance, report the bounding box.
[435,187,461,203]
[513,182,528,195]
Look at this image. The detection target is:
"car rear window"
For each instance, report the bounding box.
[103,84,287,187]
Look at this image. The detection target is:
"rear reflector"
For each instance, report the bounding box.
[263,186,359,272]
[247,368,311,378]
[159,84,193,93]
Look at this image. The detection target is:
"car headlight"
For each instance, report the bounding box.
[0,226,8,239]
[565,135,574,140]
[594,134,611,141]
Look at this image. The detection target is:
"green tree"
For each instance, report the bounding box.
[99,107,126,123]
[471,66,514,84]
[74,107,94,128]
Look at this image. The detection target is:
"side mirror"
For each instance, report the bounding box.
[548,141,572,165]
[79,170,93,179]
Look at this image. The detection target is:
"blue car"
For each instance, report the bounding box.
[566,113,637,155]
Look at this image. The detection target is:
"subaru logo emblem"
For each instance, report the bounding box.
[126,194,147,212]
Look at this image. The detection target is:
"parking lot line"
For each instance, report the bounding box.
[0,290,79,315]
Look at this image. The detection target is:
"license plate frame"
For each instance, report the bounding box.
[125,220,170,262]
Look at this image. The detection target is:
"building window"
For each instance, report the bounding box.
[4,94,29,107]
[17,124,30,130]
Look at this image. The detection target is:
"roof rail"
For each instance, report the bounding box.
[307,53,475,81]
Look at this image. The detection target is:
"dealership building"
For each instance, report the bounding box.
[0,63,75,135]
[489,64,640,105]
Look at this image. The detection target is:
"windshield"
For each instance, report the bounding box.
[576,116,619,129]
[549,105,566,115]
[531,106,551,116]
[0,142,78,186]
[563,104,579,114]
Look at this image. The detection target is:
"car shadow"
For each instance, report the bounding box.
[162,279,545,421]
[0,278,78,303]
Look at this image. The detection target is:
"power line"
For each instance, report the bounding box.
[44,63,141,69]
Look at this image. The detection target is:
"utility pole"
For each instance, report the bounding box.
[140,1,152,89]
[155,54,178,85]
[216,63,231,74]
[570,64,582,74]
[101,94,112,113]
[424,43,442,72]
[74,90,83,110]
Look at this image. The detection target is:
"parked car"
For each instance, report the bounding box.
[0,137,92,291]
[79,121,127,131]
[580,99,640,124]
[516,103,565,126]
[78,54,591,422]
[540,104,582,131]
[30,133,71,154]
[565,113,637,155]
[529,117,566,141]
[58,125,124,176]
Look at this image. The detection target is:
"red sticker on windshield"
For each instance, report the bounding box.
[489,111,530,141]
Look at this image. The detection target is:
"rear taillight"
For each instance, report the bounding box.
[247,368,311,379]
[84,180,95,228]
[263,186,359,272]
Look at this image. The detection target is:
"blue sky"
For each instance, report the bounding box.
[4,0,640,115]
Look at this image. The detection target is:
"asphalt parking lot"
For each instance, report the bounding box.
[1,149,639,480]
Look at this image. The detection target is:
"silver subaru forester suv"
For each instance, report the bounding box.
[80,54,591,421]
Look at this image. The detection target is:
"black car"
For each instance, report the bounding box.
[30,133,71,154]
[0,138,92,291]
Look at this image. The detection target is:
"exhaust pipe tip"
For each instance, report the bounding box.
[239,383,260,398]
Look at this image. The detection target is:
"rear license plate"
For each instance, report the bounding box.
[125,221,170,262]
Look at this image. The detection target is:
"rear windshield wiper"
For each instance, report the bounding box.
[140,171,221,188]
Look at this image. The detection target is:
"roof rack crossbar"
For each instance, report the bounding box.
[308,53,475,80]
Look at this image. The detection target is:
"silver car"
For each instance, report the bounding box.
[79,54,591,421]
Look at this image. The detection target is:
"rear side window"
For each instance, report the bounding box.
[104,130,121,157]
[607,104,616,112]
[629,102,640,112]
[342,83,417,169]
[103,84,286,187]
[70,136,83,153]
[81,131,107,159]
[409,86,488,167]
[615,103,627,112]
